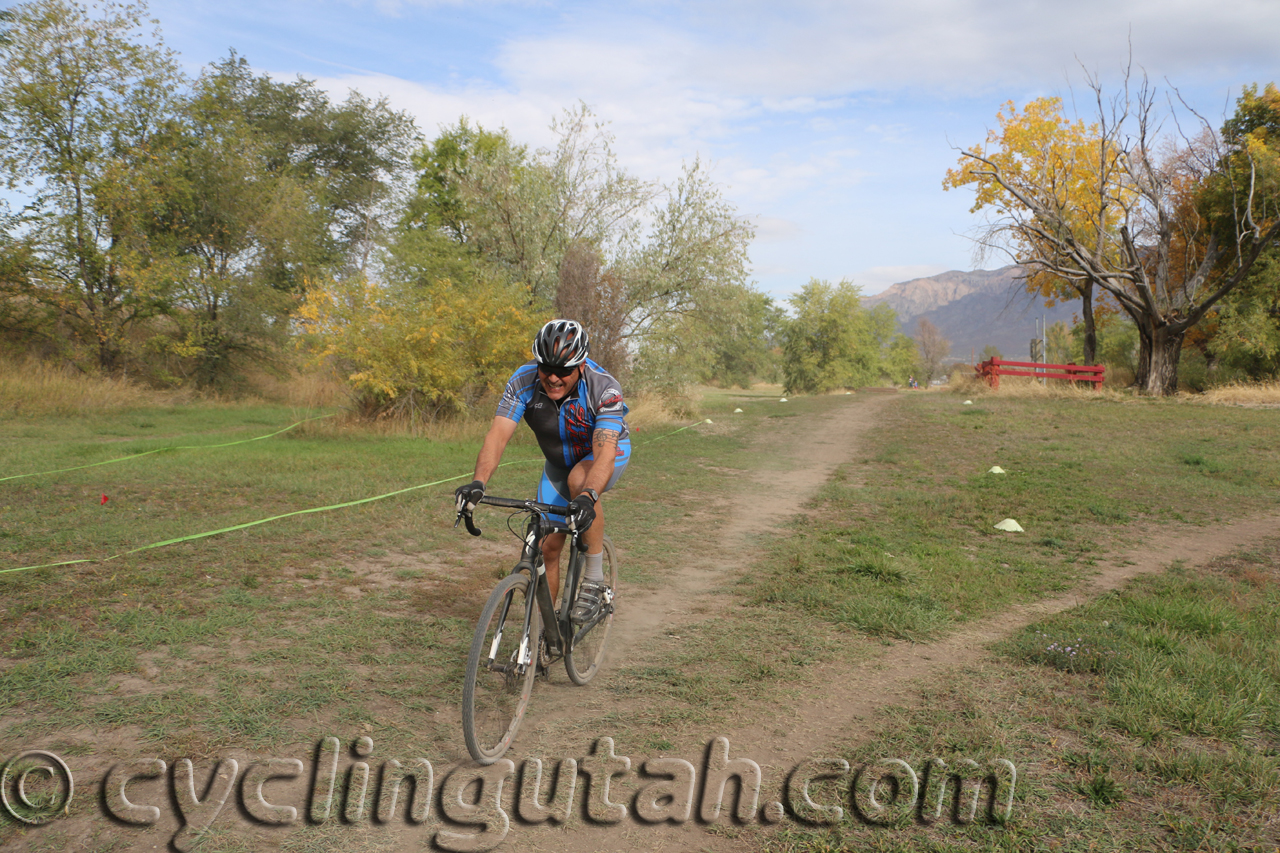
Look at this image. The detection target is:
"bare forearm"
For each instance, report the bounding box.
[474,417,518,484]
[583,429,619,494]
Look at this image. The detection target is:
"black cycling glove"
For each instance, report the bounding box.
[455,479,485,512]
[568,492,596,532]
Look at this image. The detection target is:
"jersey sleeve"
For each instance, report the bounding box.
[494,364,536,422]
[592,385,628,433]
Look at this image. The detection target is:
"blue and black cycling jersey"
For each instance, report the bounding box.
[495,359,630,472]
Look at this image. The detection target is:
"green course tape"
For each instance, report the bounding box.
[0,414,336,483]
[0,457,539,575]
[636,420,704,444]
[0,558,94,574]
[0,418,709,576]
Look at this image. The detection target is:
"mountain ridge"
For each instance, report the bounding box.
[865,266,1082,363]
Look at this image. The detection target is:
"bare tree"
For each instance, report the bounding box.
[950,70,1280,395]
[915,317,950,384]
[555,240,630,376]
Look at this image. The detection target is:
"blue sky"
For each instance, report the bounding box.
[89,1,1280,297]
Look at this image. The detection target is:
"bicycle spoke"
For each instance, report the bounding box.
[462,574,539,763]
[564,537,618,685]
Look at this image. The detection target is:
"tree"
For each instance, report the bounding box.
[696,286,785,388]
[198,53,420,284]
[1046,321,1073,364]
[0,195,41,344]
[0,0,182,371]
[123,59,321,387]
[781,279,911,393]
[944,97,1129,366]
[1204,250,1280,377]
[402,108,758,397]
[630,282,783,391]
[915,317,950,383]
[1077,314,1138,378]
[881,330,920,386]
[946,74,1280,395]
[554,239,629,376]
[619,158,755,343]
[1195,85,1280,379]
[406,108,655,309]
[297,272,532,421]
[407,110,754,339]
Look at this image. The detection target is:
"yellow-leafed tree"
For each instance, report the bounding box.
[944,97,1129,366]
[946,77,1280,395]
[298,274,532,421]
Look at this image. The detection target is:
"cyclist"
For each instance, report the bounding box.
[455,319,630,626]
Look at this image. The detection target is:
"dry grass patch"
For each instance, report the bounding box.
[947,371,1132,402]
[951,368,1280,408]
[0,357,186,416]
[287,386,693,442]
[245,366,349,409]
[625,390,693,431]
[1198,379,1280,407]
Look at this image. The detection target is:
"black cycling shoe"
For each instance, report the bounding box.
[570,580,611,625]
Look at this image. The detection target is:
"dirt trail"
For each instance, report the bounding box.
[608,396,892,650]
[464,395,893,852]
[449,396,895,762]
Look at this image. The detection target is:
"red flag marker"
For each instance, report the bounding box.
[100,494,109,505]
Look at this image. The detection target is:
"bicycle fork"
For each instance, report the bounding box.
[487,591,535,678]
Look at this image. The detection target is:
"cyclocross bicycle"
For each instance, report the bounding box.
[455,494,618,764]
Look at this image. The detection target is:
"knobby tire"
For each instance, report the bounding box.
[564,535,618,685]
[462,572,539,764]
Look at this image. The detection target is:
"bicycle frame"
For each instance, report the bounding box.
[459,495,588,665]
[458,494,617,762]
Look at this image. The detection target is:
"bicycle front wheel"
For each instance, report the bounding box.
[564,536,618,686]
[462,572,540,764]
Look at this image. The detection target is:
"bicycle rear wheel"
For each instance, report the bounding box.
[564,536,618,686]
[462,572,540,763]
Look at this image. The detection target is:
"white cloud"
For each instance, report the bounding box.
[679,0,1280,95]
[752,216,803,243]
[468,0,1280,124]
[304,72,564,148]
[198,0,1280,297]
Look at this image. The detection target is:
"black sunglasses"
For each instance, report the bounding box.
[538,364,577,379]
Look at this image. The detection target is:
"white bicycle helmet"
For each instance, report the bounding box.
[532,319,589,367]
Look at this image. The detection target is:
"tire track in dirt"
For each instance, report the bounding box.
[605,395,894,651]
[475,395,895,852]
[435,395,895,765]
[728,510,1280,774]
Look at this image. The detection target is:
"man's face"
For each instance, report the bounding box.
[538,364,580,401]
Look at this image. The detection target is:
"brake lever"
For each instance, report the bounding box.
[566,512,587,549]
[455,507,483,537]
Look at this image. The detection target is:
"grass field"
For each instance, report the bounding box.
[1,383,1278,851]
[762,540,1280,853]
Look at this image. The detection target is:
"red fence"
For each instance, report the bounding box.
[975,357,1104,390]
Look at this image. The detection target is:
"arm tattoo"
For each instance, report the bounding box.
[593,428,620,452]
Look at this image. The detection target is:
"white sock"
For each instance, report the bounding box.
[584,552,605,583]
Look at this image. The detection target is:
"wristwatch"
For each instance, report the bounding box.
[582,488,600,504]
